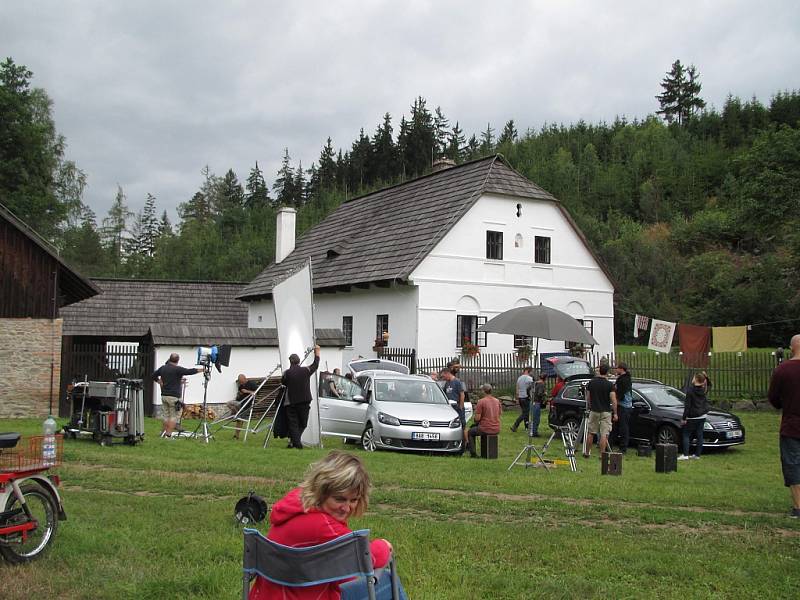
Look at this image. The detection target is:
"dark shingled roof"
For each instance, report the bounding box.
[1,202,100,306]
[238,155,557,301]
[61,279,249,337]
[149,325,345,347]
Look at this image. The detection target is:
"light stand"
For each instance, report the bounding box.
[508,401,551,472]
[191,363,214,443]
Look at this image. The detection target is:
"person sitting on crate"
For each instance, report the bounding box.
[226,374,259,440]
[152,353,204,439]
[467,384,502,458]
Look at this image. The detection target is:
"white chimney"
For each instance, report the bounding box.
[275,207,296,264]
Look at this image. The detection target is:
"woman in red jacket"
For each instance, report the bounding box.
[249,450,404,600]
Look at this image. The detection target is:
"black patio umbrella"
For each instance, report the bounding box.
[477,304,598,355]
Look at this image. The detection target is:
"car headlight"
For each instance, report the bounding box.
[378,412,400,426]
[704,421,714,430]
[449,417,461,428]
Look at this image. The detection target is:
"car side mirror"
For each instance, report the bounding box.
[353,395,366,403]
[633,401,648,410]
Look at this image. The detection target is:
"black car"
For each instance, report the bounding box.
[546,358,746,450]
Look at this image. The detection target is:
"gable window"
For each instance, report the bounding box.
[534,236,551,264]
[457,315,487,348]
[486,230,503,260]
[565,319,593,349]
[376,314,389,343]
[342,316,353,347]
[514,335,533,348]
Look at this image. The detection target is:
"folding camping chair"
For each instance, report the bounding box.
[242,528,400,600]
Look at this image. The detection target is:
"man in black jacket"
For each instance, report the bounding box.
[152,353,203,438]
[679,372,710,460]
[613,363,633,453]
[281,344,321,449]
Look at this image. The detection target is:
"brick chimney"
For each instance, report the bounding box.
[432,158,456,172]
[275,207,296,264]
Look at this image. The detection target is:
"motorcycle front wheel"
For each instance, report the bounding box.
[0,483,58,564]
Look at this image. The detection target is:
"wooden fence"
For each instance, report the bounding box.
[63,343,149,383]
[383,347,779,401]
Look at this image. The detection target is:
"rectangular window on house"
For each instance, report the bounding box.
[534,236,551,264]
[456,315,488,348]
[376,314,389,343]
[514,335,533,348]
[565,319,594,349]
[342,316,353,347]
[486,230,503,260]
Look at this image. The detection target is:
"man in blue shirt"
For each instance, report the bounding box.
[441,368,467,453]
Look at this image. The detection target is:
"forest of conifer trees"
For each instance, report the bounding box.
[2,57,799,346]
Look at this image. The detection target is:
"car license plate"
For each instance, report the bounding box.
[727,430,742,439]
[412,432,440,441]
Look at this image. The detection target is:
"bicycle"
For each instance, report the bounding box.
[0,432,66,563]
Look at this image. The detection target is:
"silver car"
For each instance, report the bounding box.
[319,370,467,453]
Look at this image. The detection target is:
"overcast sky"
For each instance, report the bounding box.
[3,1,799,222]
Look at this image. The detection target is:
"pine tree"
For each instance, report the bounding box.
[158,210,173,238]
[293,161,307,206]
[433,106,450,159]
[656,60,706,126]
[403,96,435,176]
[349,128,372,190]
[216,169,245,214]
[245,161,270,209]
[273,148,295,206]
[465,134,480,160]
[317,138,337,192]
[497,120,518,147]
[480,122,495,155]
[101,185,132,273]
[446,122,466,162]
[372,113,397,183]
[140,193,159,257]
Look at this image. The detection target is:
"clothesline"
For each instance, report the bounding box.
[614,304,800,328]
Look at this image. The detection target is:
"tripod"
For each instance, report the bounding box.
[191,363,214,443]
[508,401,551,472]
[539,425,579,472]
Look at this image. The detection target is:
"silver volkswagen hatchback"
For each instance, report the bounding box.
[319,370,466,453]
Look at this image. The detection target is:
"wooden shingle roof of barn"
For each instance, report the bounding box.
[238,155,562,301]
[60,278,249,337]
[148,325,345,347]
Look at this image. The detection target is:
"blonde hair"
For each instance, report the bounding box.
[299,451,371,517]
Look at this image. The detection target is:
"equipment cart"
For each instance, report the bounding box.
[63,378,145,446]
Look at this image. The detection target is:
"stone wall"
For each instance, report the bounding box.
[0,318,62,418]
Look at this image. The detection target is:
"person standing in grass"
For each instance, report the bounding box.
[584,364,617,458]
[152,353,203,439]
[678,372,710,461]
[528,373,547,437]
[442,368,467,451]
[767,334,800,519]
[511,366,533,432]
[613,363,633,454]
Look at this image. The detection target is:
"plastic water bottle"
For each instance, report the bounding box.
[42,415,57,467]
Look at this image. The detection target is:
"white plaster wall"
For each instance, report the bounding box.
[151,346,282,407]
[247,287,418,370]
[411,193,615,356]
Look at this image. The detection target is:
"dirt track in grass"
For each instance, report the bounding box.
[60,463,800,537]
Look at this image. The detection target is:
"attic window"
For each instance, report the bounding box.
[326,243,346,259]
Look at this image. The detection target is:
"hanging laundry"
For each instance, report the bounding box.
[633,314,650,338]
[648,319,676,353]
[678,323,711,367]
[712,326,748,352]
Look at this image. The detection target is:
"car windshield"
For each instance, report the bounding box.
[349,360,410,374]
[372,379,448,404]
[638,386,685,408]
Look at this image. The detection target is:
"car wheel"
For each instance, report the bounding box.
[361,424,376,452]
[563,417,580,444]
[656,425,679,446]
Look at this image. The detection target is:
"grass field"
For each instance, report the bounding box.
[1,410,798,599]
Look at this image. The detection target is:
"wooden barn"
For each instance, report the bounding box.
[0,202,99,418]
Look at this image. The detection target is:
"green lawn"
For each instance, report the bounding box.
[1,411,798,599]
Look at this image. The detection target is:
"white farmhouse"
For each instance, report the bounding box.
[239,155,615,366]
